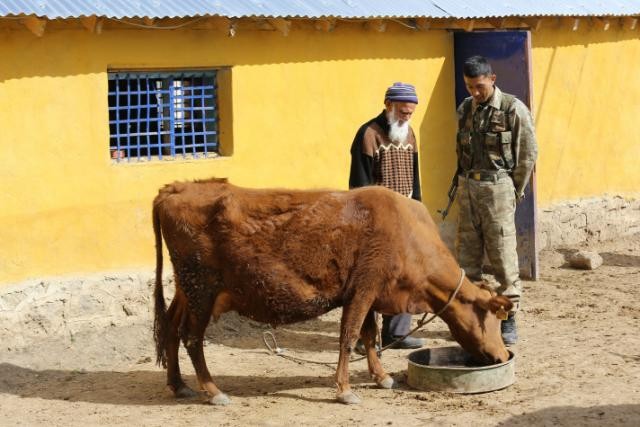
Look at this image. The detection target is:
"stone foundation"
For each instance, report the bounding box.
[438,195,640,252]
[0,271,172,349]
[537,195,640,250]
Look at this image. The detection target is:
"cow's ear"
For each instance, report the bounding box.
[476,295,513,314]
[487,295,514,314]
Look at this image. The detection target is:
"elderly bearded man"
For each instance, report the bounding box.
[348,82,426,354]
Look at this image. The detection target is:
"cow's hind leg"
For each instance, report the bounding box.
[165,296,197,398]
[360,310,394,389]
[183,310,231,406]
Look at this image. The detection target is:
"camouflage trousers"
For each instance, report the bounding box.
[456,174,521,312]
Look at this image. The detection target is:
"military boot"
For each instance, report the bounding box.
[501,313,518,346]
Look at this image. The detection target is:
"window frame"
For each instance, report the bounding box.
[107,69,226,163]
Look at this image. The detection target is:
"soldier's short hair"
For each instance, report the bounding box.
[463,55,493,78]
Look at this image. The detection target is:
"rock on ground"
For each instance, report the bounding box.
[568,250,604,270]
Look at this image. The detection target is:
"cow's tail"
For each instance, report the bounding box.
[152,201,168,368]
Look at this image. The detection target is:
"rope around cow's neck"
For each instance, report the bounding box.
[262,268,466,367]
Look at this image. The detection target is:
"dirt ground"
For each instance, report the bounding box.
[1,234,639,426]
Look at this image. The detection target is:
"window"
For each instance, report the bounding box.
[108,70,219,162]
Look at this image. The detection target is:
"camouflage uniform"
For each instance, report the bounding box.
[455,87,537,312]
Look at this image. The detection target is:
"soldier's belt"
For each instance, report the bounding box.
[462,170,510,182]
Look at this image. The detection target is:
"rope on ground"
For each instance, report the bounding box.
[262,268,466,366]
[262,330,361,367]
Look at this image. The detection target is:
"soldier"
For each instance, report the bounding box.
[349,82,426,354]
[454,56,538,345]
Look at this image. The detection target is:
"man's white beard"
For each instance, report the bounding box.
[387,111,410,144]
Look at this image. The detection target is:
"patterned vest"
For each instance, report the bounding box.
[373,141,415,198]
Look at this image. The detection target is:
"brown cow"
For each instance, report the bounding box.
[152,178,512,405]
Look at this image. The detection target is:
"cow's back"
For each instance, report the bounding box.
[211,186,375,321]
[154,179,444,324]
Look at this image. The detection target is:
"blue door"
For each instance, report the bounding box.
[453,31,538,280]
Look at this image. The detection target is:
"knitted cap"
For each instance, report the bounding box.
[384,82,418,104]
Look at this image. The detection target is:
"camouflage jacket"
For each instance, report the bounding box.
[456,86,538,198]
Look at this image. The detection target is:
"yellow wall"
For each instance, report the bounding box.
[0,23,456,284]
[1,21,639,285]
[531,25,640,203]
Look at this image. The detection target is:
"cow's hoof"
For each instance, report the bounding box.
[336,391,361,405]
[174,385,197,398]
[377,375,395,389]
[208,392,231,406]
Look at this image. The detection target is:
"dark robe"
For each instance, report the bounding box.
[349,110,422,202]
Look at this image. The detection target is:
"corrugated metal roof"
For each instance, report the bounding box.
[432,0,640,18]
[1,0,640,20]
[0,0,444,19]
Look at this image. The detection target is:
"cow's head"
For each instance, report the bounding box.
[442,280,513,365]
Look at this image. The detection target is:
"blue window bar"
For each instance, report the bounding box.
[108,71,219,162]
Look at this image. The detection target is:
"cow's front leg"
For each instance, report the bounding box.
[360,310,394,389]
[335,297,373,404]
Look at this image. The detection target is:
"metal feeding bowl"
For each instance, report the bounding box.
[407,346,515,394]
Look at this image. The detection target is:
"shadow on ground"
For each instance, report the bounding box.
[0,362,407,406]
[207,312,453,352]
[600,252,640,268]
[496,404,640,426]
